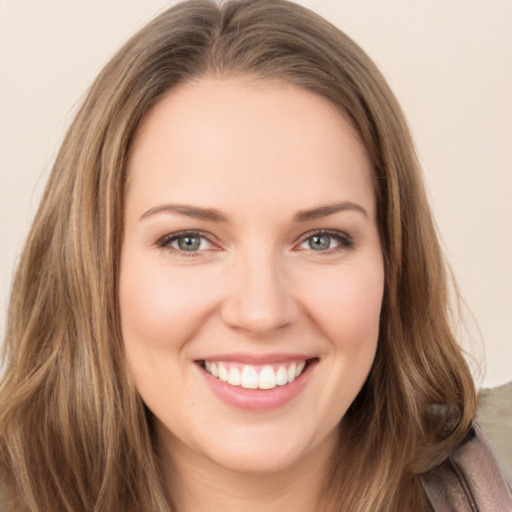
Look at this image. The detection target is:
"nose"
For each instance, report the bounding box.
[220,249,298,337]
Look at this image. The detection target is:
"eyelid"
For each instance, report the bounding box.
[155,228,353,256]
[156,230,221,254]
[294,229,354,252]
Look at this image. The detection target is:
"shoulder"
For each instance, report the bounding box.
[424,424,512,511]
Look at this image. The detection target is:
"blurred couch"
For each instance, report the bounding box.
[477,380,512,486]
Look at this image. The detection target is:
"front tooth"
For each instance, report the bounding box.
[210,362,219,377]
[295,360,306,377]
[218,363,228,382]
[240,365,258,389]
[258,365,277,389]
[287,363,296,383]
[228,366,241,386]
[276,366,288,385]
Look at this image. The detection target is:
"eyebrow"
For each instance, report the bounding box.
[293,201,368,222]
[139,200,368,223]
[140,203,228,222]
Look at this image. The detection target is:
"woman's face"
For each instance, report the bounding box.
[120,77,384,475]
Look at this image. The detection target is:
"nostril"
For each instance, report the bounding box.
[219,261,299,335]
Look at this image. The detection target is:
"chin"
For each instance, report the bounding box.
[216,444,304,475]
[188,420,339,476]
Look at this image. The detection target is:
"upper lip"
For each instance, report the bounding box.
[196,352,315,365]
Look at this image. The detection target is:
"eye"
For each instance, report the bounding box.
[157,231,216,254]
[297,230,353,253]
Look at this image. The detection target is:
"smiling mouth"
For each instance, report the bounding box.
[199,359,317,390]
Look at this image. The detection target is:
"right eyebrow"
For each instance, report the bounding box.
[139,203,228,223]
[292,201,369,223]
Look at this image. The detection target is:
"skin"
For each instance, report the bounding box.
[120,76,384,512]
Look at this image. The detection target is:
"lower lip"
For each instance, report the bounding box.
[197,361,316,411]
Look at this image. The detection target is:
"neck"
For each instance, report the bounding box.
[157,430,337,512]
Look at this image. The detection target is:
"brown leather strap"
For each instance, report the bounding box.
[424,424,512,511]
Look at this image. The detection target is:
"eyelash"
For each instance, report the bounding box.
[156,230,217,257]
[297,229,354,254]
[156,229,354,257]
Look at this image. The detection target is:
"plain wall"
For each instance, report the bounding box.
[1,0,511,387]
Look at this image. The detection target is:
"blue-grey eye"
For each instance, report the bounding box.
[308,234,332,251]
[157,231,216,254]
[297,231,353,253]
[177,235,202,251]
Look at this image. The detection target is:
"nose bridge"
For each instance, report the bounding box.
[221,243,296,336]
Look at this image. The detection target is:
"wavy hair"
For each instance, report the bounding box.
[0,1,476,510]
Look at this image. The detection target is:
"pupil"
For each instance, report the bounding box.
[178,236,200,251]
[309,235,330,250]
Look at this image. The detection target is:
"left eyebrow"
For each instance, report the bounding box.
[139,203,228,222]
[293,201,368,222]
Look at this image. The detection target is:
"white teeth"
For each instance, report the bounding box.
[227,366,241,386]
[276,366,288,386]
[240,365,259,389]
[218,363,228,382]
[204,360,309,389]
[287,363,296,383]
[258,366,277,389]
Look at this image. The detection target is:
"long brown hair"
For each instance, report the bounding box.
[0,1,476,510]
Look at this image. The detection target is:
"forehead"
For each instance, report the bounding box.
[126,76,375,221]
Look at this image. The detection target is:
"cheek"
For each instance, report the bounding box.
[300,261,383,420]
[300,261,384,348]
[119,256,217,351]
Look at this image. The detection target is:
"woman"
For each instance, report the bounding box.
[0,1,510,510]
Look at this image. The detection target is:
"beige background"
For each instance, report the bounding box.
[1,1,511,388]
